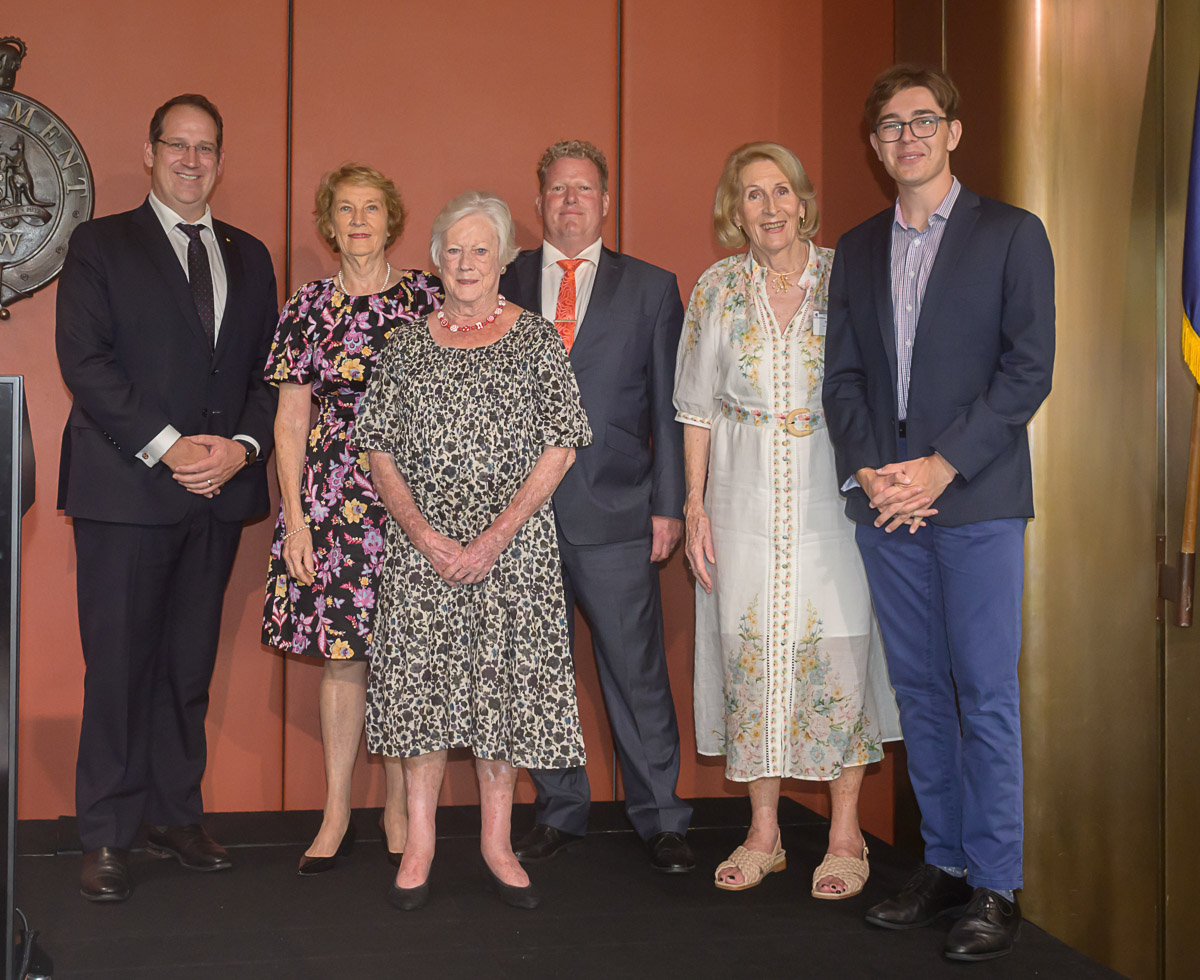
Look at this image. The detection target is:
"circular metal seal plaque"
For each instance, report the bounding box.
[0,37,93,319]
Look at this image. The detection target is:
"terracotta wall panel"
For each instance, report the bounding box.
[5,1,289,817]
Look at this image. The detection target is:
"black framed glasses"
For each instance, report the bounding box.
[874,116,946,142]
[154,138,218,158]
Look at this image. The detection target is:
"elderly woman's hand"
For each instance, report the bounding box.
[282,526,317,586]
[444,528,507,586]
[415,527,465,581]
[684,499,717,594]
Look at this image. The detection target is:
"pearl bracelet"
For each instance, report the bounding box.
[281,523,311,542]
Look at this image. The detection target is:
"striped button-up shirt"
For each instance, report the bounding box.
[890,176,961,419]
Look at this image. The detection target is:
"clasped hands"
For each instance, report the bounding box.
[418,525,506,586]
[165,434,246,497]
[857,452,957,533]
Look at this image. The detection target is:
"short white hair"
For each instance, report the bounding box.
[429,191,519,270]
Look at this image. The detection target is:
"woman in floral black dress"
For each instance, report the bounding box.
[356,191,591,910]
[262,165,441,873]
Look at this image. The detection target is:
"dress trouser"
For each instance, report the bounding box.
[854,515,1026,892]
[527,534,692,841]
[73,508,243,851]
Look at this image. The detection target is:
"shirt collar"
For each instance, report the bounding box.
[893,175,961,232]
[148,191,216,238]
[542,237,603,270]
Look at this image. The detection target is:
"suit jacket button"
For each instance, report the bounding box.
[201,408,208,417]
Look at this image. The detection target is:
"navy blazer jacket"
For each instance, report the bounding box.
[500,246,685,546]
[56,198,279,525]
[822,185,1055,527]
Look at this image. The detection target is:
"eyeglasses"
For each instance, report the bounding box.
[874,116,946,143]
[154,138,219,159]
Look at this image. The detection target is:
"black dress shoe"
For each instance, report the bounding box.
[648,831,695,874]
[146,824,232,872]
[512,824,582,863]
[80,847,130,902]
[865,864,973,930]
[944,888,1021,961]
[298,821,357,876]
[388,878,430,911]
[483,862,541,909]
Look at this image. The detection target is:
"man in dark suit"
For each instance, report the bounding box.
[500,140,694,873]
[823,66,1054,961]
[55,94,278,902]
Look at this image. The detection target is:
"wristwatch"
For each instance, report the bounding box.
[234,438,258,467]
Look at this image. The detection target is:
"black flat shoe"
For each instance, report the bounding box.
[944,888,1022,961]
[483,862,541,909]
[80,846,130,902]
[512,824,582,863]
[388,879,430,911]
[297,821,357,876]
[865,864,973,930]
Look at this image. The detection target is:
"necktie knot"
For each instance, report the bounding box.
[557,258,585,274]
[177,222,204,242]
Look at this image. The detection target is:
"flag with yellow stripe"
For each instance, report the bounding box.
[1183,74,1200,383]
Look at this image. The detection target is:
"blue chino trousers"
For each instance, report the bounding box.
[854,515,1026,891]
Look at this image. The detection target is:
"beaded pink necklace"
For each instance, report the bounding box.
[436,295,506,333]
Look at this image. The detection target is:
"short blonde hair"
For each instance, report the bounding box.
[429,191,519,270]
[712,142,819,250]
[536,139,609,193]
[314,164,406,252]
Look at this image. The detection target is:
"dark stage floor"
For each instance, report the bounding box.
[14,799,1125,979]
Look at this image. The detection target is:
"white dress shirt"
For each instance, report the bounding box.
[137,192,258,466]
[539,237,604,338]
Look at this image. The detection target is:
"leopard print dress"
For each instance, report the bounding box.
[355,310,592,768]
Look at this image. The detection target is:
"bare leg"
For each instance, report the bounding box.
[814,764,868,895]
[306,659,367,858]
[395,750,446,888]
[382,756,407,853]
[717,776,781,887]
[476,757,529,889]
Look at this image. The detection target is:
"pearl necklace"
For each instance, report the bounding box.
[338,262,391,296]
[437,294,506,333]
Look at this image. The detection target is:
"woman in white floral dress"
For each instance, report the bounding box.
[674,143,900,898]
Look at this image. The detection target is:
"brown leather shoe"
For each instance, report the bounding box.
[81,847,130,902]
[146,824,232,871]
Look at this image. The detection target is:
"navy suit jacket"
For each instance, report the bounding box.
[56,198,278,525]
[500,246,685,546]
[822,185,1055,527]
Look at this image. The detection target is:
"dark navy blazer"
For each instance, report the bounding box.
[500,246,685,546]
[56,198,279,525]
[822,185,1055,527]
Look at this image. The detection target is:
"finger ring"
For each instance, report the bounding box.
[207,479,212,486]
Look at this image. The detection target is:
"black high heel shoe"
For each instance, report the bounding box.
[483,860,541,910]
[388,874,430,911]
[378,816,403,868]
[297,821,357,876]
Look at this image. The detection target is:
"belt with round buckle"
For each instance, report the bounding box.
[784,408,815,437]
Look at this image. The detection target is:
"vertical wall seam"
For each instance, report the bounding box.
[281,0,295,812]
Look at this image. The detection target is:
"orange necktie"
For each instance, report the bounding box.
[554,258,586,351]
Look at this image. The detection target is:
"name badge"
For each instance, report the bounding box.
[811,310,828,336]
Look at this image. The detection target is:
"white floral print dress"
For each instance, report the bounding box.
[674,246,901,782]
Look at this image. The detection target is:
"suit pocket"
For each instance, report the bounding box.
[604,422,643,460]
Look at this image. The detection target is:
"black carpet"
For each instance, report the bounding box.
[14,799,1125,979]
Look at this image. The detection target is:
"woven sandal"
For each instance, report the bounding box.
[714,833,786,891]
[811,844,869,900]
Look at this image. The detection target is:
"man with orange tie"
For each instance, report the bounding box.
[500,140,693,873]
